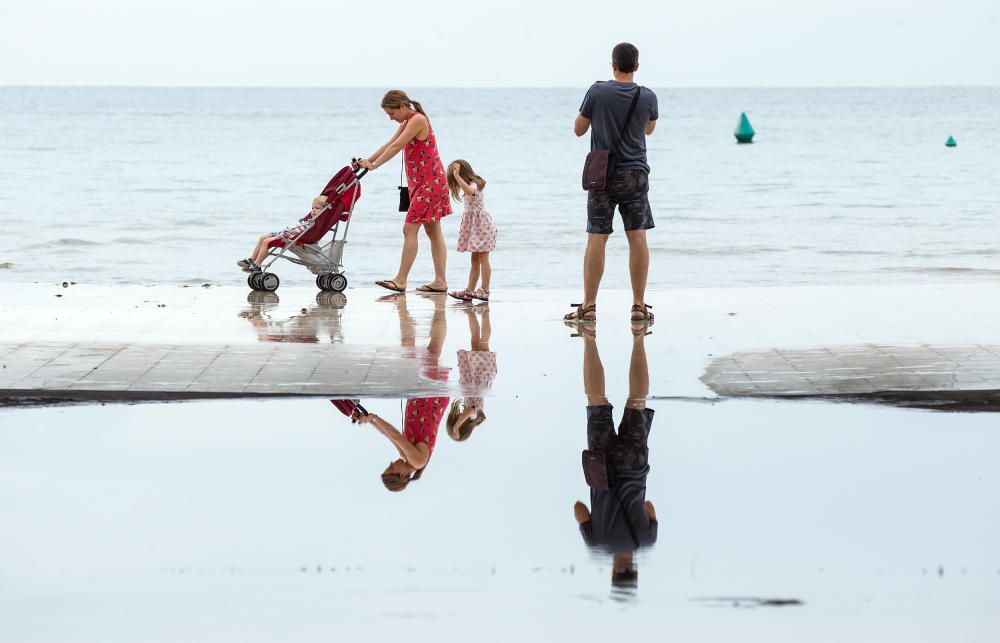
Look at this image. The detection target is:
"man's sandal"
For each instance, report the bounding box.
[631,303,654,322]
[631,321,653,337]
[564,303,597,323]
[565,320,597,338]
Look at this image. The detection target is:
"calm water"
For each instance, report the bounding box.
[1,87,998,289]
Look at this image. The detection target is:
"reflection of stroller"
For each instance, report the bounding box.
[241,291,348,343]
[248,165,367,293]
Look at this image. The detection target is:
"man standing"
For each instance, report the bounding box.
[566,42,658,324]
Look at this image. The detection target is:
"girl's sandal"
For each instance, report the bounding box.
[630,303,654,323]
[472,288,490,302]
[449,290,473,301]
[564,303,597,323]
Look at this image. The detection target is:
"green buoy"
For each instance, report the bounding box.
[734,112,755,143]
[945,136,957,147]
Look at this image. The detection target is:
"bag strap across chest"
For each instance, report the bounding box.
[611,87,642,153]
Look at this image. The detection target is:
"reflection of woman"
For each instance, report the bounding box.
[355,398,448,491]
[355,89,452,294]
[354,292,450,491]
[448,305,496,441]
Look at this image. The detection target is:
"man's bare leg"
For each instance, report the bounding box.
[626,326,649,410]
[572,233,609,321]
[625,229,649,320]
[583,332,608,407]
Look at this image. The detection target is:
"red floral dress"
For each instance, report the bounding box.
[403,397,450,463]
[404,118,452,224]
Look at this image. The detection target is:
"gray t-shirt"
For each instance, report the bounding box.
[579,81,658,173]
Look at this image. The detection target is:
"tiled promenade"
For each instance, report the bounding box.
[1,282,998,405]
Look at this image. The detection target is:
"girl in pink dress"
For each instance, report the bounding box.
[447,305,496,442]
[356,90,452,294]
[446,160,497,302]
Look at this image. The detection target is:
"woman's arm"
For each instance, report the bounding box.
[450,166,477,197]
[366,122,406,164]
[360,413,429,468]
[366,115,426,170]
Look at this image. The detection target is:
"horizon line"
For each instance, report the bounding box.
[2,83,998,90]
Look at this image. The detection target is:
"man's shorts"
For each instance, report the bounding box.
[586,169,655,234]
[586,404,655,471]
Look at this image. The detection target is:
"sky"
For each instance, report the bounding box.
[1,0,998,87]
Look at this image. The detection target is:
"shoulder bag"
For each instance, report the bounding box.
[581,86,641,191]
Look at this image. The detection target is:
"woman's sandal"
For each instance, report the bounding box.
[472,288,490,302]
[376,279,405,293]
[564,303,597,323]
[631,303,654,323]
[449,290,473,301]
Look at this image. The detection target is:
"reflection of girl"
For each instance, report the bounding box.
[447,305,496,441]
[354,397,449,491]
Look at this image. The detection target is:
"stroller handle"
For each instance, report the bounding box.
[351,157,369,180]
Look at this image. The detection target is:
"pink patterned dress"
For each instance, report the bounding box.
[456,184,497,252]
[457,349,497,408]
[403,397,449,463]
[404,118,452,224]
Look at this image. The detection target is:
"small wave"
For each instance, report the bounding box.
[887,266,1000,276]
[110,237,155,245]
[659,246,787,257]
[132,187,225,194]
[0,262,12,269]
[820,249,890,256]
[24,238,101,249]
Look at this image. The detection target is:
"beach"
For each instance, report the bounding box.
[2,283,1000,640]
[2,86,999,641]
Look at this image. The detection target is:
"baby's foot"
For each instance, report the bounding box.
[237,258,253,272]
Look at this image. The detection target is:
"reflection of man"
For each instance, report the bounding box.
[573,324,656,589]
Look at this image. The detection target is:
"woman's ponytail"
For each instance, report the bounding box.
[381,89,427,116]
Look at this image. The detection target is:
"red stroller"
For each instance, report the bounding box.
[248,165,367,293]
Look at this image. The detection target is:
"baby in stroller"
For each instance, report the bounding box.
[237,195,329,273]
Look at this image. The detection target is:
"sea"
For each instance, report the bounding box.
[1,87,997,290]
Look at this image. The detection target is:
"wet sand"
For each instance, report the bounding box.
[2,283,1000,405]
[1,282,998,641]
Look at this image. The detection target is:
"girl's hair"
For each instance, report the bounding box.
[446,159,487,202]
[446,399,487,441]
[381,466,424,492]
[381,89,426,116]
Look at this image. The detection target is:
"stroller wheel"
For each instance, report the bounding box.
[316,291,347,308]
[247,291,279,305]
[247,273,260,290]
[329,274,348,293]
[317,273,332,291]
[259,272,280,292]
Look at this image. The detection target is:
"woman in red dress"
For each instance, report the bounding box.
[356,90,452,294]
